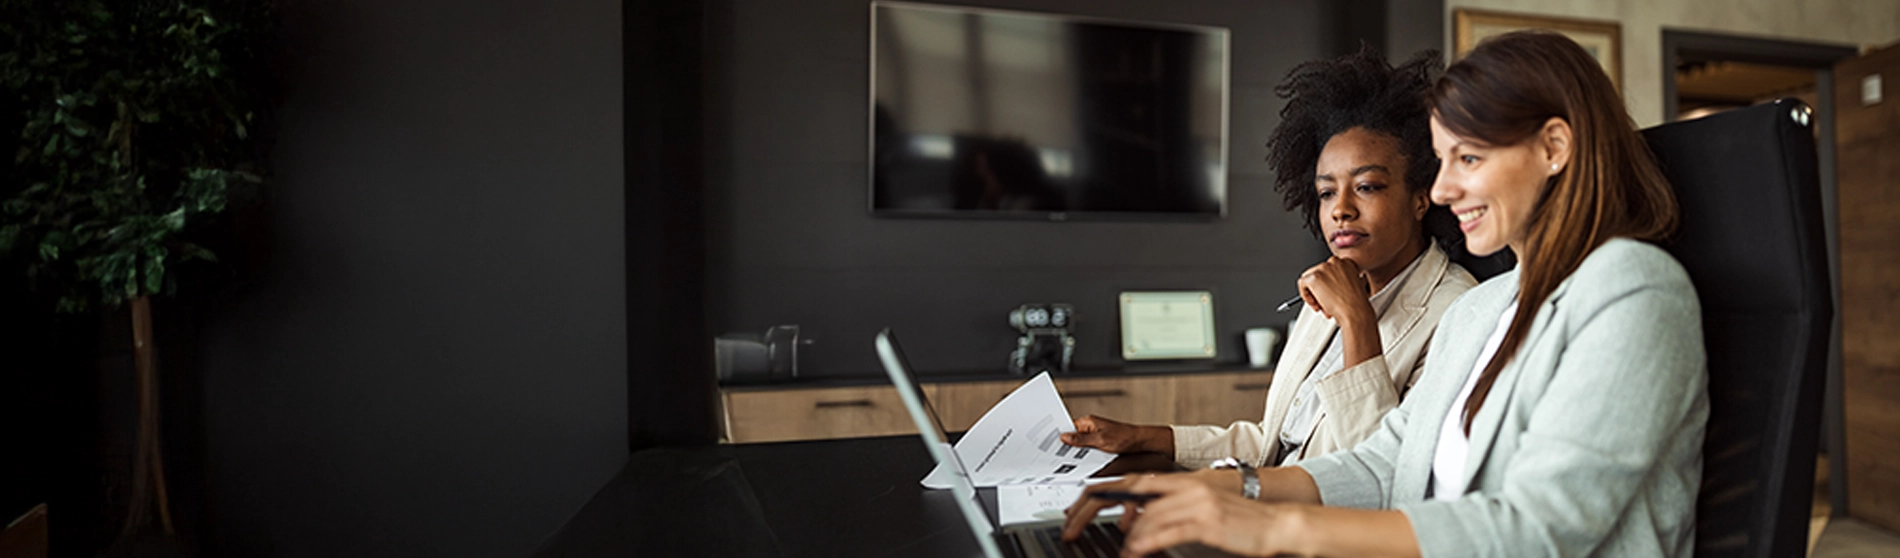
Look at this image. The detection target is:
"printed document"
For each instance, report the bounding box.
[923,372,1116,488]
[996,477,1126,526]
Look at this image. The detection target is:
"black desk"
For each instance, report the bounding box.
[533,436,988,557]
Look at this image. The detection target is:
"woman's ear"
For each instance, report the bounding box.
[1541,117,1573,175]
[1412,187,1430,220]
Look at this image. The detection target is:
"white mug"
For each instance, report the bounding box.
[1245,327,1282,368]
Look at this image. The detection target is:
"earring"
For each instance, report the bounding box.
[1551,164,1560,171]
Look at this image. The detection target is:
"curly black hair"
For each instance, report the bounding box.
[1264,44,1459,246]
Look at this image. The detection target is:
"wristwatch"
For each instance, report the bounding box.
[1209,457,1260,500]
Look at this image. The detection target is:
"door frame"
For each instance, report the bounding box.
[1661,29,1858,516]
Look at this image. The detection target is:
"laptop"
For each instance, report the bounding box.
[876,328,1229,558]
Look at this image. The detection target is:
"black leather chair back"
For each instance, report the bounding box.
[1642,99,1834,558]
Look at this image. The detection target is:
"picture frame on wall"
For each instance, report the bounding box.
[1453,9,1622,91]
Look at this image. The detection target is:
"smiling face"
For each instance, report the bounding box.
[1428,116,1569,257]
[1314,127,1430,287]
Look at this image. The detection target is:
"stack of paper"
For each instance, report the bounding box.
[995,478,1127,526]
[922,372,1118,488]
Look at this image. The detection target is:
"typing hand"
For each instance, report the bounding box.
[1061,469,1245,541]
[1062,474,1150,542]
[1105,474,1306,558]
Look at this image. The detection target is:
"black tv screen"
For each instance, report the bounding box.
[870,2,1229,220]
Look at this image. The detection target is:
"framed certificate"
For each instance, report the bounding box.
[1454,9,1621,91]
[1118,291,1217,360]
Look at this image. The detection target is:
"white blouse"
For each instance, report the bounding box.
[1431,301,1518,501]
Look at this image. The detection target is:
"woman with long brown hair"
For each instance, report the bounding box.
[1063,30,1709,557]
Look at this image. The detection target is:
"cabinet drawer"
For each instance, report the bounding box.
[933,381,1022,432]
[1171,371,1273,426]
[719,370,1271,443]
[1053,376,1175,425]
[723,385,920,443]
[935,375,1177,429]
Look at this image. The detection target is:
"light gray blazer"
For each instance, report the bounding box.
[1297,238,1710,557]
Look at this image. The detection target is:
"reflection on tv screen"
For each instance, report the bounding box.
[871,3,1229,219]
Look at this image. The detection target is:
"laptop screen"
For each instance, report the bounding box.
[875,329,953,445]
[878,329,1009,558]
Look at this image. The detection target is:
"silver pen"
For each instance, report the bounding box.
[1275,294,1304,313]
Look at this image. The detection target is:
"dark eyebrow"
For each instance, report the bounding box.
[1317,164,1392,184]
[1350,164,1390,176]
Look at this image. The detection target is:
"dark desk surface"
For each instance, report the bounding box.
[534,436,1177,557]
[533,436,985,557]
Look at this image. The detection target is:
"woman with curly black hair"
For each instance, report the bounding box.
[1062,45,1475,468]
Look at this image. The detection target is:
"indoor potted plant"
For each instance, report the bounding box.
[0,0,274,542]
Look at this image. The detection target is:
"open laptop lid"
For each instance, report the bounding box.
[875,328,954,453]
[876,329,1008,558]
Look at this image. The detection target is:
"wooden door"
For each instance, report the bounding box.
[1837,41,1900,533]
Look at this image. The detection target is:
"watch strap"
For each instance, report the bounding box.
[1209,458,1261,500]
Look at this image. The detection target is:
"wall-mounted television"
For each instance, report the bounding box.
[870,2,1230,220]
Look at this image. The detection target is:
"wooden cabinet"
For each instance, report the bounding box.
[1171,371,1273,426]
[722,384,924,443]
[1049,376,1175,425]
[721,370,1273,443]
[930,381,1018,432]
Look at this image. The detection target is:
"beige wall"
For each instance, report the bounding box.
[1444,0,1900,127]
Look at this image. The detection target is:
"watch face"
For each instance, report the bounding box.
[1050,307,1068,327]
[1025,307,1049,327]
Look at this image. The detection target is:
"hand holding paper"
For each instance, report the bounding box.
[922,372,1116,488]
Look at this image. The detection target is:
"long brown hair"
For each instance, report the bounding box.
[1430,31,1679,434]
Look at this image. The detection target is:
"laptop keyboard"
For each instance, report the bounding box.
[1021,522,1125,558]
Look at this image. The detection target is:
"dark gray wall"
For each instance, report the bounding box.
[1387,0,1445,63]
[705,0,1442,378]
[193,0,628,555]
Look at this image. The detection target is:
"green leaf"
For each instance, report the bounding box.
[143,249,165,294]
[161,207,186,231]
[3,0,272,311]
[179,242,217,263]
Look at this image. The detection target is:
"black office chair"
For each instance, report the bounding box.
[1642,99,1834,558]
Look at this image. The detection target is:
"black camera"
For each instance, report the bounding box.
[1008,304,1074,374]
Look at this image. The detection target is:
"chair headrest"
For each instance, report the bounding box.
[1641,99,1830,315]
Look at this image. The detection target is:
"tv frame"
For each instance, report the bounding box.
[867,1,1232,222]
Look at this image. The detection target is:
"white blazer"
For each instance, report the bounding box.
[1173,243,1476,468]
